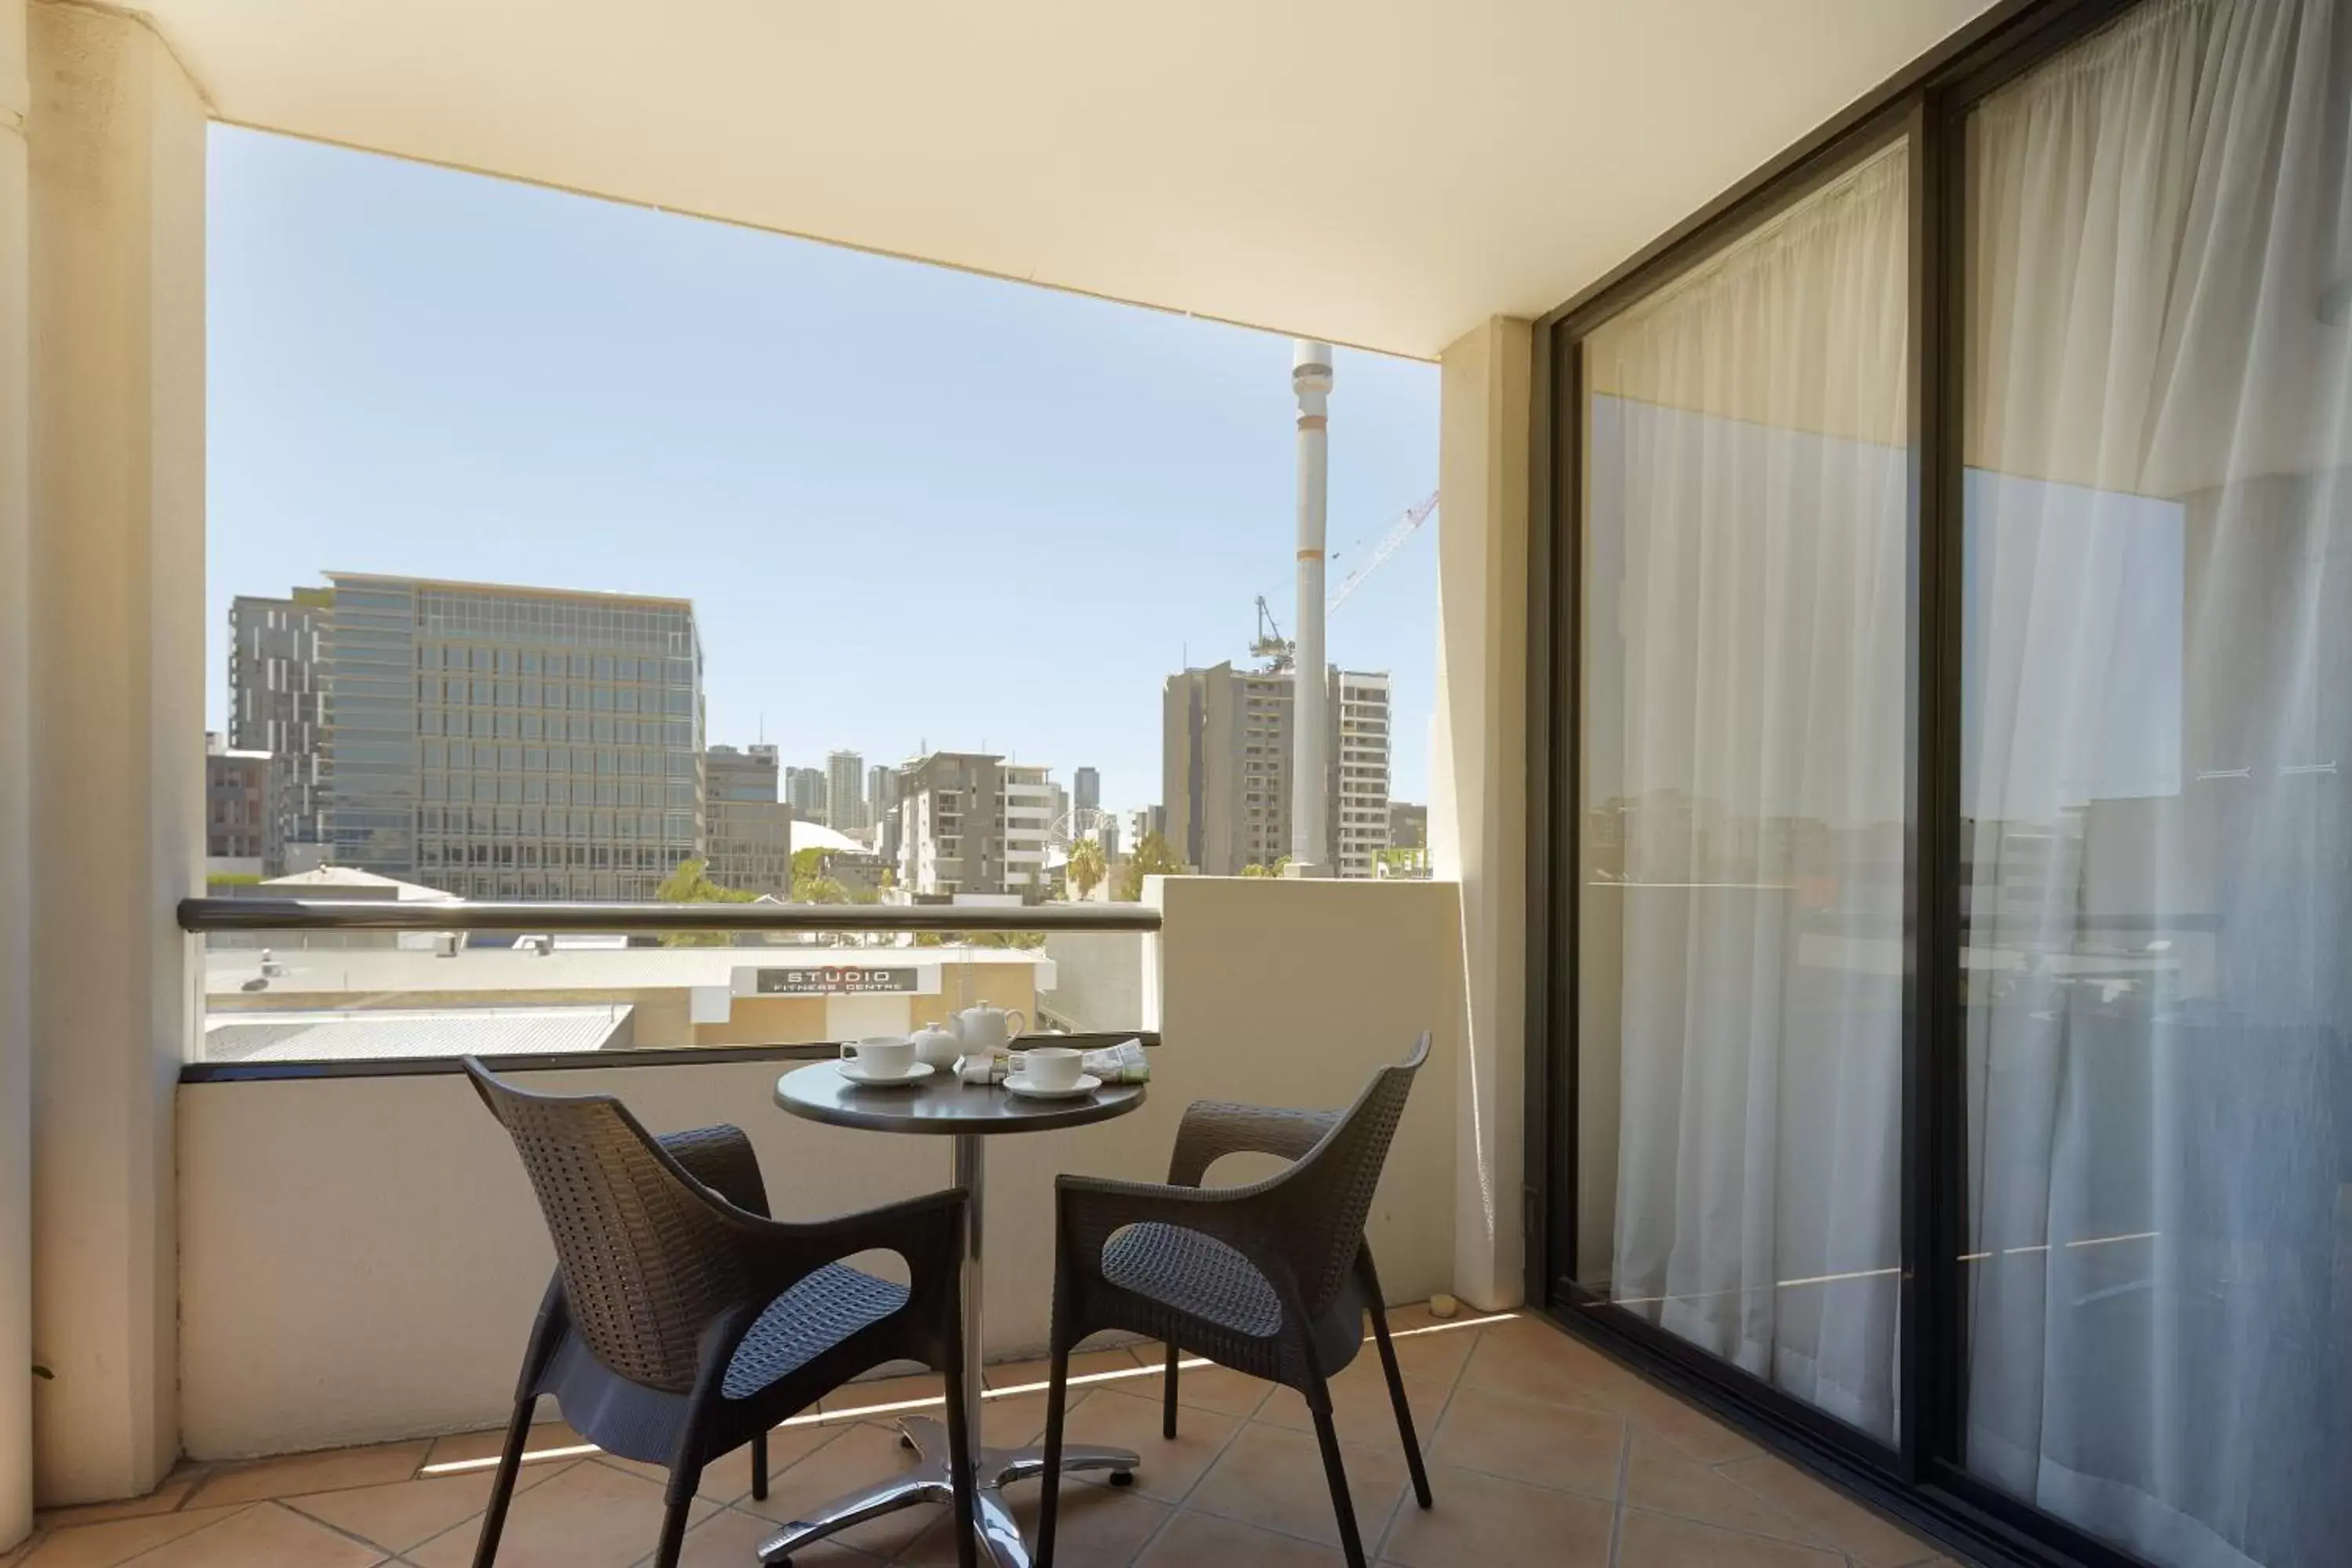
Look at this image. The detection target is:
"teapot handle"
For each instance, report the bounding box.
[1004,1009,1028,1041]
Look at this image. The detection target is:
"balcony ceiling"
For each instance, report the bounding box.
[125,0,1992,358]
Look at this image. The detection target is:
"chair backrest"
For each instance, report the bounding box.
[464,1059,753,1393]
[1276,1033,1430,1319]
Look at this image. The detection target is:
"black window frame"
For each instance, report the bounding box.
[1520,3,2184,1566]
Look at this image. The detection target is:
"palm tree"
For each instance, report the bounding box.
[1067,837,1107,902]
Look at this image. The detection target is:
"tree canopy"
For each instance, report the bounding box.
[1116,832,1186,901]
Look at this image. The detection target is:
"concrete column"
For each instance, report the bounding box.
[0,0,31,1545]
[1432,318,1532,1311]
[26,0,206,1504]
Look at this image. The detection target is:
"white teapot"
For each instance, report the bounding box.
[952,1000,1028,1056]
[909,1022,964,1069]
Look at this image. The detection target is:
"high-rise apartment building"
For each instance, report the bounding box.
[786,766,829,825]
[1074,766,1100,817]
[826,750,868,833]
[705,743,791,897]
[895,752,1055,901]
[867,764,897,827]
[315,572,703,900]
[1388,800,1429,851]
[1162,662,1391,877]
[1333,672,1393,877]
[228,590,329,863]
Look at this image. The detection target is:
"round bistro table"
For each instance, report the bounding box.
[763,1062,1148,1568]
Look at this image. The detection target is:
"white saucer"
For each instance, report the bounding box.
[836,1060,936,1087]
[1004,1072,1102,1101]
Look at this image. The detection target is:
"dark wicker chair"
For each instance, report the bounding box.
[462,1059,978,1568]
[1035,1034,1434,1568]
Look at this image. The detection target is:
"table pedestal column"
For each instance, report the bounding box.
[757,1133,1140,1567]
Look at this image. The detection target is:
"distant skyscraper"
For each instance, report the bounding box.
[706,743,790,896]
[786,766,829,824]
[228,589,328,864]
[827,750,868,833]
[867,764,897,826]
[1074,766,1101,817]
[1162,662,1390,877]
[313,572,703,899]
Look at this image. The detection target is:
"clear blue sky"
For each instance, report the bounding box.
[205,125,1441,818]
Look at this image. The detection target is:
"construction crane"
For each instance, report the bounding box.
[1247,490,1436,672]
[1326,491,1439,613]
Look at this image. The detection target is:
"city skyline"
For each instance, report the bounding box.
[204,124,1440,819]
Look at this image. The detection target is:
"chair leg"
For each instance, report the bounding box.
[750,1428,769,1501]
[468,1392,536,1568]
[1367,1301,1432,1508]
[1308,1381,1368,1568]
[650,1470,698,1568]
[1162,1341,1180,1439]
[1036,1327,1075,1567]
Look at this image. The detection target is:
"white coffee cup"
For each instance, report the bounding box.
[842,1036,916,1078]
[1023,1046,1085,1092]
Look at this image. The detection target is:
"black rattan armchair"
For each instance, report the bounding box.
[462,1059,977,1568]
[1035,1034,1433,1568]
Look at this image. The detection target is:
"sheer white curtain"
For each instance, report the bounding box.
[1581,143,1911,1438]
[1963,2,2352,1564]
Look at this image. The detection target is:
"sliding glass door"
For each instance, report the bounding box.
[1959,2,2352,1562]
[1573,140,1913,1443]
[1547,2,2352,1563]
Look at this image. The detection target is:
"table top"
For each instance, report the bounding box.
[774,1061,1147,1135]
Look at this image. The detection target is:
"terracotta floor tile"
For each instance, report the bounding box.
[114,1501,383,1567]
[1613,1380,1761,1465]
[1370,1317,1482,1385]
[983,1348,1146,1392]
[408,1455,715,1568]
[1425,1383,1623,1501]
[1457,1320,1646,1414]
[1715,1456,1941,1568]
[975,1392,1052,1450]
[16,1504,250,1568]
[894,1480,1169,1567]
[1622,1433,1817,1545]
[662,1504,879,1565]
[1152,1359,1272,1421]
[731,1421,940,1559]
[1047,1388,1242,1506]
[1617,1509,1849,1568]
[1377,1461,1614,1568]
[284,1463,561,1555]
[33,1482,194,1531]
[1255,1361,1448,1458]
[421,1421,593,1472]
[1135,1509,1348,1568]
[823,1374,949,1421]
[1186,1421,1406,1551]
[186,1439,432,1508]
[593,1418,841,1504]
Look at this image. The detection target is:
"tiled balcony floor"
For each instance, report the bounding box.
[7,1311,1955,1568]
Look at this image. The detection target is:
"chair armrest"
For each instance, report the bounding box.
[659,1124,771,1217]
[1166,1102,1339,1188]
[725,1185,971,1298]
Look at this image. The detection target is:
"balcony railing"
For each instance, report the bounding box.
[177,896,1161,935]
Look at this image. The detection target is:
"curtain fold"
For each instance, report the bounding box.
[1581,142,1911,1439]
[1962,3,2352,1564]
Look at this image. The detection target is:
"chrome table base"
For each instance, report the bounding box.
[757,1129,1141,1566]
[754,1415,1138,1566]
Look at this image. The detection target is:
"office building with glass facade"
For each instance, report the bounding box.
[318,573,703,900]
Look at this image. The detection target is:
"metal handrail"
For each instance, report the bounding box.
[176,896,1162,935]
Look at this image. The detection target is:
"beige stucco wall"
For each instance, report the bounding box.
[1433,317,1533,1311]
[176,877,1463,1460]
[0,0,28,1542]
[25,0,205,1506]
